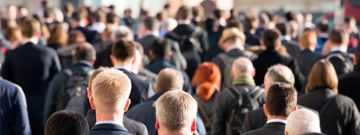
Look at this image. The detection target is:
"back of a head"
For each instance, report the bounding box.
[91,68,131,111]
[155,90,198,133]
[177,6,192,21]
[300,29,317,49]
[106,13,117,24]
[266,83,297,117]
[192,62,222,88]
[232,57,254,76]
[286,109,321,135]
[150,39,172,58]
[328,29,349,46]
[317,19,329,33]
[74,42,96,62]
[266,64,295,87]
[262,29,281,50]
[156,68,184,93]
[275,22,291,36]
[45,110,89,135]
[20,18,41,38]
[71,12,83,22]
[244,15,259,31]
[143,17,159,31]
[306,59,338,93]
[112,39,137,62]
[112,26,134,41]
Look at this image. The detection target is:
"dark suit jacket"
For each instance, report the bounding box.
[296,49,322,78]
[253,49,305,91]
[0,78,31,135]
[241,108,267,133]
[242,122,285,135]
[118,68,150,108]
[282,40,300,59]
[146,57,176,74]
[86,110,148,135]
[1,42,61,135]
[339,65,360,111]
[138,35,158,55]
[90,123,133,135]
[326,51,353,77]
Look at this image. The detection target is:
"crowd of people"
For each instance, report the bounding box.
[1,1,360,135]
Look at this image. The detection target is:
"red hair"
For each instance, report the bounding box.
[191,62,222,89]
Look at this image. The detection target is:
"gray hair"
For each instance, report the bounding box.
[266,64,295,85]
[286,109,321,135]
[111,26,134,41]
[232,57,254,75]
[155,90,197,133]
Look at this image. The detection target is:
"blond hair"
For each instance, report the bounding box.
[91,68,131,111]
[155,90,198,132]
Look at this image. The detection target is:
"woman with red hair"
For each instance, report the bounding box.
[191,62,222,133]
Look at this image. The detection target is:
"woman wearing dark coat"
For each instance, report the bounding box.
[298,59,360,135]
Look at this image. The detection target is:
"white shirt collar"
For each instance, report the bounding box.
[267,119,287,124]
[95,121,124,127]
[281,35,292,41]
[22,37,39,45]
[330,47,347,53]
[115,66,132,72]
[178,20,191,25]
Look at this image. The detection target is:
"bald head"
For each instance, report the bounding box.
[264,64,295,91]
[91,68,131,111]
[232,57,254,77]
[286,109,321,135]
[156,68,184,93]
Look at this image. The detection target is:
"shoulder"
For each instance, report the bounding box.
[0,79,23,94]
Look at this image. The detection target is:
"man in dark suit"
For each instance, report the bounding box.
[243,83,298,135]
[165,6,209,78]
[253,29,304,91]
[275,22,301,59]
[241,64,296,133]
[0,78,31,135]
[110,39,150,108]
[325,29,353,77]
[126,68,184,135]
[212,27,257,89]
[339,47,360,111]
[138,17,160,56]
[88,68,133,135]
[1,18,61,135]
[69,12,99,44]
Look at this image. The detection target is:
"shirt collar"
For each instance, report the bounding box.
[233,75,255,86]
[267,119,287,124]
[330,47,347,53]
[178,20,191,25]
[95,121,124,127]
[115,66,132,72]
[281,35,291,41]
[22,37,39,45]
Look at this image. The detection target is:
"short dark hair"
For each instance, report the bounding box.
[275,22,291,36]
[317,20,329,32]
[142,17,159,31]
[45,110,89,135]
[176,6,192,20]
[150,39,171,57]
[112,39,137,61]
[106,13,117,24]
[19,18,41,38]
[262,29,281,50]
[71,12,82,22]
[328,29,349,45]
[266,83,297,117]
[75,42,96,61]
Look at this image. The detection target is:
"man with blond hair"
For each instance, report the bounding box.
[155,90,198,135]
[89,68,132,135]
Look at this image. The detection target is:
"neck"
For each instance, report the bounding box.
[158,128,192,135]
[113,60,133,71]
[267,115,287,121]
[96,110,124,124]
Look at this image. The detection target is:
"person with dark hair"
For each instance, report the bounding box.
[1,18,61,135]
[111,39,150,108]
[0,77,31,135]
[316,18,329,53]
[121,8,138,33]
[69,12,98,44]
[253,29,304,91]
[243,83,298,135]
[45,110,89,135]
[343,16,360,53]
[323,29,353,76]
[165,5,209,78]
[275,22,301,59]
[44,42,96,121]
[244,15,261,46]
[138,17,160,55]
[204,17,224,60]
[146,39,174,74]
[339,47,360,111]
[299,59,360,135]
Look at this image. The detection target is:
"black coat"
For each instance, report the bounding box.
[138,34,158,55]
[298,89,360,135]
[90,123,133,135]
[253,49,305,91]
[118,68,150,108]
[281,40,301,59]
[94,45,113,68]
[86,110,148,135]
[339,65,360,111]
[296,49,322,78]
[242,122,285,135]
[241,108,267,133]
[326,51,353,77]
[1,42,61,135]
[0,78,31,135]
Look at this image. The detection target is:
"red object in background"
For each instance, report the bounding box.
[344,0,360,22]
[1,47,7,54]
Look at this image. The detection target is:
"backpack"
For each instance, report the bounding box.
[218,54,237,89]
[325,53,353,75]
[56,69,91,115]
[168,27,203,57]
[226,86,264,135]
